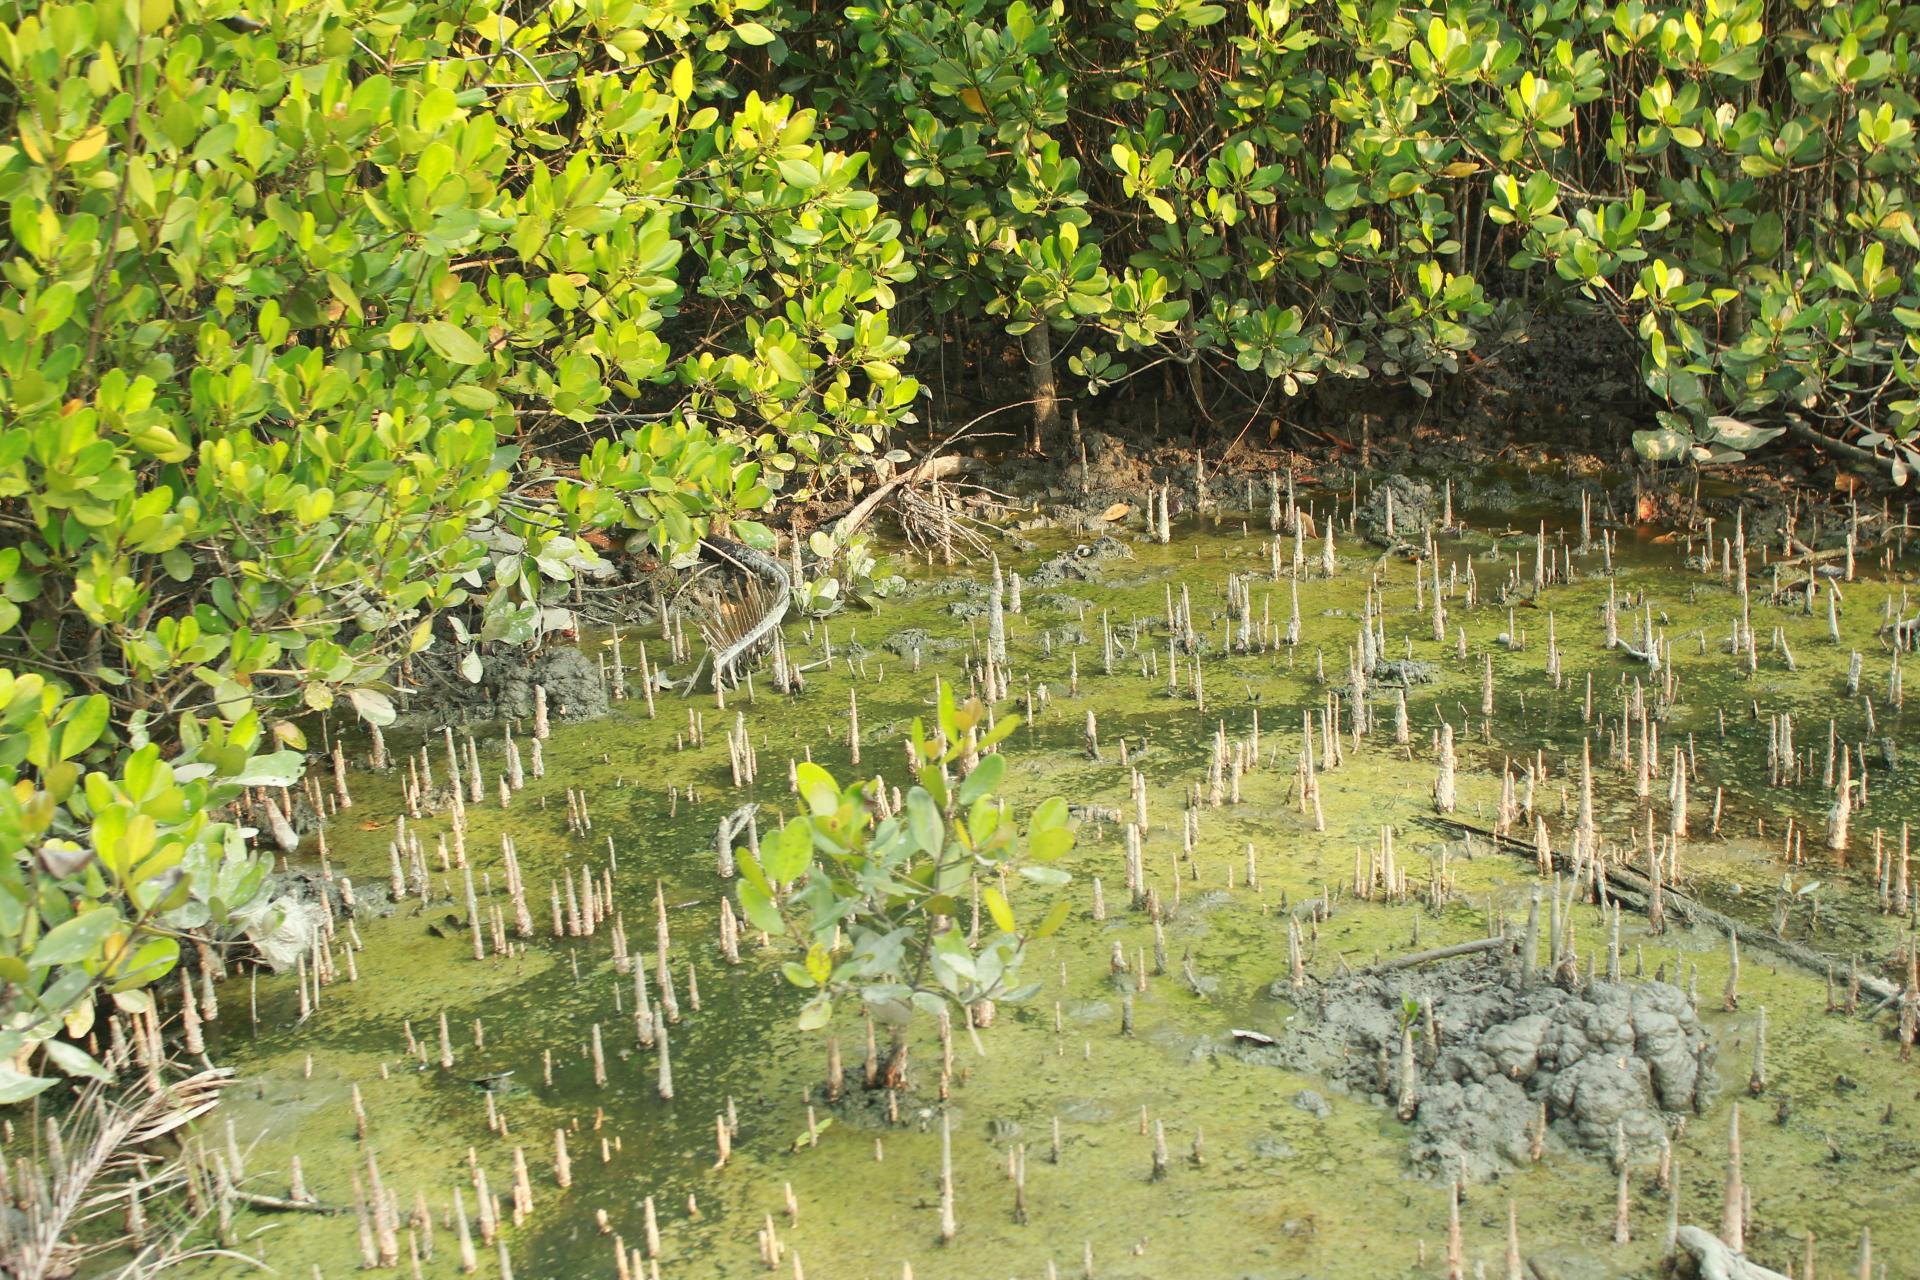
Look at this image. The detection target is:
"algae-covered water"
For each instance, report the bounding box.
[164,481,1920,1278]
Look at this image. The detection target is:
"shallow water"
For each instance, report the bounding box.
[153,490,1920,1279]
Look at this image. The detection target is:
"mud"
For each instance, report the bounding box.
[96,441,1920,1280]
[1027,535,1136,586]
[398,643,610,728]
[1357,473,1440,543]
[229,872,363,973]
[1261,954,1714,1182]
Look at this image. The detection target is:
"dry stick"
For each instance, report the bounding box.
[1361,936,1508,974]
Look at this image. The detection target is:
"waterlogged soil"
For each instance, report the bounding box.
[177,486,1920,1280]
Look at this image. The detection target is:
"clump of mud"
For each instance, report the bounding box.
[878,627,963,658]
[1356,474,1438,543]
[1366,657,1436,686]
[1028,535,1134,586]
[1064,429,1154,503]
[403,646,611,727]
[1260,955,1713,1182]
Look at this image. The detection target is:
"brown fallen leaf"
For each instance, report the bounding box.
[1100,502,1132,522]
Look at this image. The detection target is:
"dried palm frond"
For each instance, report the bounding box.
[692,539,791,691]
[693,573,771,663]
[2,1066,236,1280]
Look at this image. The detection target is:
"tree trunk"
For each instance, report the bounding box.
[1022,323,1060,454]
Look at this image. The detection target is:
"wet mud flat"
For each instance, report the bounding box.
[56,474,1920,1280]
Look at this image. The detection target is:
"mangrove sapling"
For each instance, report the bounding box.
[736,685,1076,1068]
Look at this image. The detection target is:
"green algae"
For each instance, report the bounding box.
[98,490,1920,1280]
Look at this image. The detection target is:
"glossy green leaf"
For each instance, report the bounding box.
[423,321,486,365]
[32,909,118,967]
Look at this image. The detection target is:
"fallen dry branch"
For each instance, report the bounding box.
[234,1191,341,1214]
[1360,936,1510,974]
[1419,816,1900,1007]
[1672,1225,1790,1280]
[830,454,976,544]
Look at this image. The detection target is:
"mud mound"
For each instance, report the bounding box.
[1260,955,1713,1182]
[1066,429,1154,500]
[1369,657,1436,686]
[403,645,611,727]
[1357,474,1438,542]
[1028,535,1135,586]
[879,628,962,658]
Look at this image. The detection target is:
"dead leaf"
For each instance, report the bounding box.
[1100,502,1131,522]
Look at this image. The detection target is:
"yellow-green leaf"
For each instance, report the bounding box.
[984,886,1016,933]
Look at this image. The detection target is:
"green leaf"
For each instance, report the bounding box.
[33,909,118,967]
[797,995,833,1030]
[906,788,943,856]
[230,751,305,787]
[1031,796,1069,831]
[58,695,110,759]
[448,384,498,412]
[795,762,839,816]
[41,1038,111,1081]
[805,943,831,983]
[423,321,486,365]
[1632,426,1690,463]
[738,880,784,934]
[978,713,1020,752]
[733,20,776,45]
[1704,415,1782,453]
[347,688,396,726]
[957,752,1004,805]
[1034,899,1071,938]
[0,1065,56,1104]
[1029,827,1073,861]
[105,936,178,991]
[765,817,813,881]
